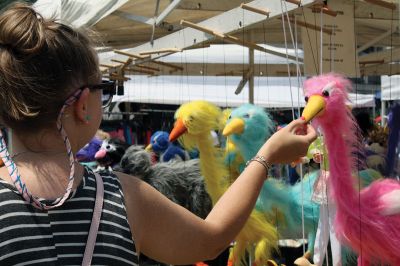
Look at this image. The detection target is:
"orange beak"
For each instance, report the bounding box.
[169,118,187,142]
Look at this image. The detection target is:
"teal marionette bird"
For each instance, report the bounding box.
[223,104,320,263]
[223,104,275,170]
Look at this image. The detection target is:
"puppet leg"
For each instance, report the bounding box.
[328,203,341,266]
[313,203,330,266]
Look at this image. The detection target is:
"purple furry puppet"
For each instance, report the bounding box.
[76,137,102,163]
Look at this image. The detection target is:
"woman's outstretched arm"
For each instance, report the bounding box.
[118,119,317,264]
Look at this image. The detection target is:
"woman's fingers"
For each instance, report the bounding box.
[286,118,307,133]
[302,124,317,143]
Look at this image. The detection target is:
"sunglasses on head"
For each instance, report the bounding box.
[86,80,116,108]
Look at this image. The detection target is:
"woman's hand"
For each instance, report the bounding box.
[258,119,317,164]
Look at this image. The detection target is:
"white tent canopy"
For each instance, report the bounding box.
[33,0,128,28]
[381,75,400,101]
[113,75,375,108]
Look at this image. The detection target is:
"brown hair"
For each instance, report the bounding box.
[0,2,100,132]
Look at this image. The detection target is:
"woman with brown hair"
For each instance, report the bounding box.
[0,3,316,265]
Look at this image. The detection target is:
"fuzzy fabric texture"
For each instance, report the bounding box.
[225,103,319,256]
[304,73,400,265]
[173,100,278,265]
[118,145,212,219]
[76,137,102,162]
[149,131,187,162]
[227,103,275,162]
[257,171,320,254]
[94,138,130,169]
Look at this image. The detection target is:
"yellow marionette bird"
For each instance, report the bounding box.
[169,100,278,266]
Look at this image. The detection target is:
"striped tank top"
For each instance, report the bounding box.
[0,167,139,265]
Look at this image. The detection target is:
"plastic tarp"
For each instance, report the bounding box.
[381,75,400,101]
[112,75,375,108]
[33,0,128,28]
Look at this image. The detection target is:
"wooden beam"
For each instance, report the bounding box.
[151,60,184,71]
[357,27,398,53]
[177,0,249,12]
[139,48,182,55]
[124,62,302,77]
[216,70,246,76]
[311,4,338,17]
[279,16,333,35]
[100,66,109,73]
[364,0,397,10]
[360,62,400,76]
[100,63,121,68]
[114,49,148,59]
[125,67,155,75]
[180,19,217,36]
[101,0,315,64]
[240,3,270,17]
[121,58,133,72]
[180,19,301,62]
[359,47,400,63]
[285,0,301,6]
[359,59,385,65]
[135,64,161,72]
[106,73,131,81]
[111,59,128,64]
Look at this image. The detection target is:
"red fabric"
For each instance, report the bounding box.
[145,130,152,145]
[150,152,158,165]
[108,129,125,142]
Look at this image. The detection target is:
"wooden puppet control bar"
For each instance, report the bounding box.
[113,49,148,59]
[139,48,182,55]
[180,19,301,62]
[285,0,301,6]
[240,3,270,16]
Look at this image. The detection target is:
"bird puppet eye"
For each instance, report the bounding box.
[322,90,330,97]
[321,81,335,98]
[304,96,309,102]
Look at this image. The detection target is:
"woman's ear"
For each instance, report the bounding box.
[74,88,91,124]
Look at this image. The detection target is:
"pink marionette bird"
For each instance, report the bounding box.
[302,73,400,265]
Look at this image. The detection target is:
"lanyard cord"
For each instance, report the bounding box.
[0,89,82,210]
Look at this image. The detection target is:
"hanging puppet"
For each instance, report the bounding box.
[76,137,103,169]
[222,103,319,265]
[302,72,400,265]
[117,145,212,219]
[169,100,278,266]
[145,130,188,162]
[94,138,130,172]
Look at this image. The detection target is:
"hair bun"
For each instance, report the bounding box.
[0,3,46,55]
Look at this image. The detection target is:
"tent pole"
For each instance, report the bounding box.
[381,99,386,126]
[249,48,254,104]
